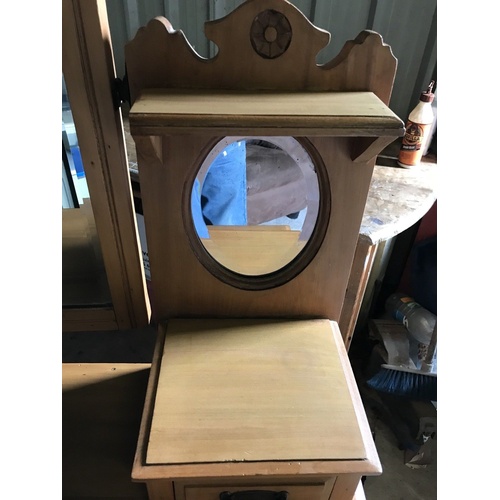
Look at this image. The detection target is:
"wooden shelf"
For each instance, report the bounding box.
[129,89,404,137]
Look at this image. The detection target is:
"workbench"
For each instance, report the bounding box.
[339,155,437,349]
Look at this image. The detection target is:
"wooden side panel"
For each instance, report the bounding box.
[62,0,150,329]
[339,238,378,348]
[147,480,176,500]
[331,320,382,475]
[329,474,362,500]
[132,322,168,480]
[353,481,367,500]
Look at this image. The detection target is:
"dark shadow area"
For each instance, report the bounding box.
[62,368,150,499]
[62,325,157,363]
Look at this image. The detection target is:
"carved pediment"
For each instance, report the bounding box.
[125,0,397,104]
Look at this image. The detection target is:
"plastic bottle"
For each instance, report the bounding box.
[398,81,436,168]
[385,292,436,346]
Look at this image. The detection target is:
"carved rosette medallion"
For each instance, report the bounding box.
[250,9,292,59]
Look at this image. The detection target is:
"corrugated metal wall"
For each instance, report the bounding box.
[106,0,436,121]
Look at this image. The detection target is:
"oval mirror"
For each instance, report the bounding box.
[190,136,320,276]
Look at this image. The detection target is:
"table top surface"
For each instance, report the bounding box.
[147,318,367,465]
[360,156,437,245]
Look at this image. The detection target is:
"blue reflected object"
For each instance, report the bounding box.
[70,145,86,179]
[192,140,247,237]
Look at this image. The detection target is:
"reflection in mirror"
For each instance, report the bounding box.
[62,74,90,208]
[191,137,320,276]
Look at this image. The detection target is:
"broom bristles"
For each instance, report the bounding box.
[367,365,437,401]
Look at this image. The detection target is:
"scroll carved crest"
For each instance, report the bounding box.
[125,0,397,105]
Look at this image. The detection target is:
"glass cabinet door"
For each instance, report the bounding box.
[62,72,113,310]
[62,0,149,331]
[62,74,89,209]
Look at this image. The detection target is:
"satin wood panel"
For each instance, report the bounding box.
[134,134,376,321]
[107,0,435,119]
[125,1,397,105]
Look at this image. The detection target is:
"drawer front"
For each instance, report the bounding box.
[178,482,331,500]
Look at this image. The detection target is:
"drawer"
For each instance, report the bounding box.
[177,482,332,500]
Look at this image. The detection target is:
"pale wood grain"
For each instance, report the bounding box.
[132,90,398,118]
[201,226,304,275]
[133,459,379,481]
[353,481,367,500]
[339,238,378,349]
[125,2,398,106]
[132,321,380,494]
[133,323,168,481]
[329,474,362,500]
[136,134,371,319]
[127,3,390,498]
[127,0,401,320]
[147,319,366,465]
[63,0,150,330]
[330,323,382,473]
[130,90,403,137]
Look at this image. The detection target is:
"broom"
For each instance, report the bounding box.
[367,322,437,401]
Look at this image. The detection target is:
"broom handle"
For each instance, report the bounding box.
[421,321,437,373]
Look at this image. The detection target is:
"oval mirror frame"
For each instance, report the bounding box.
[184,136,331,290]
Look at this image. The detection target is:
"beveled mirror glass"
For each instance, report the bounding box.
[190,136,320,276]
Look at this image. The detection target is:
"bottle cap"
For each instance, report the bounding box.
[419,80,435,103]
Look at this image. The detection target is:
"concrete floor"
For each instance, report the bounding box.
[63,324,436,499]
[363,405,436,499]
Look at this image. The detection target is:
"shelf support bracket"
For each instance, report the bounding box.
[351,136,400,163]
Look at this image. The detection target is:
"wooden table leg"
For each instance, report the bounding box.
[340,237,378,350]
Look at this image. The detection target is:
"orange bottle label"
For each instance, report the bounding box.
[398,120,431,166]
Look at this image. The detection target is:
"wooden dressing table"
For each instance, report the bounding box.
[117,1,404,498]
[123,1,404,498]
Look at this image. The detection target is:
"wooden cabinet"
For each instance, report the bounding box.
[126,1,404,498]
[132,320,380,500]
